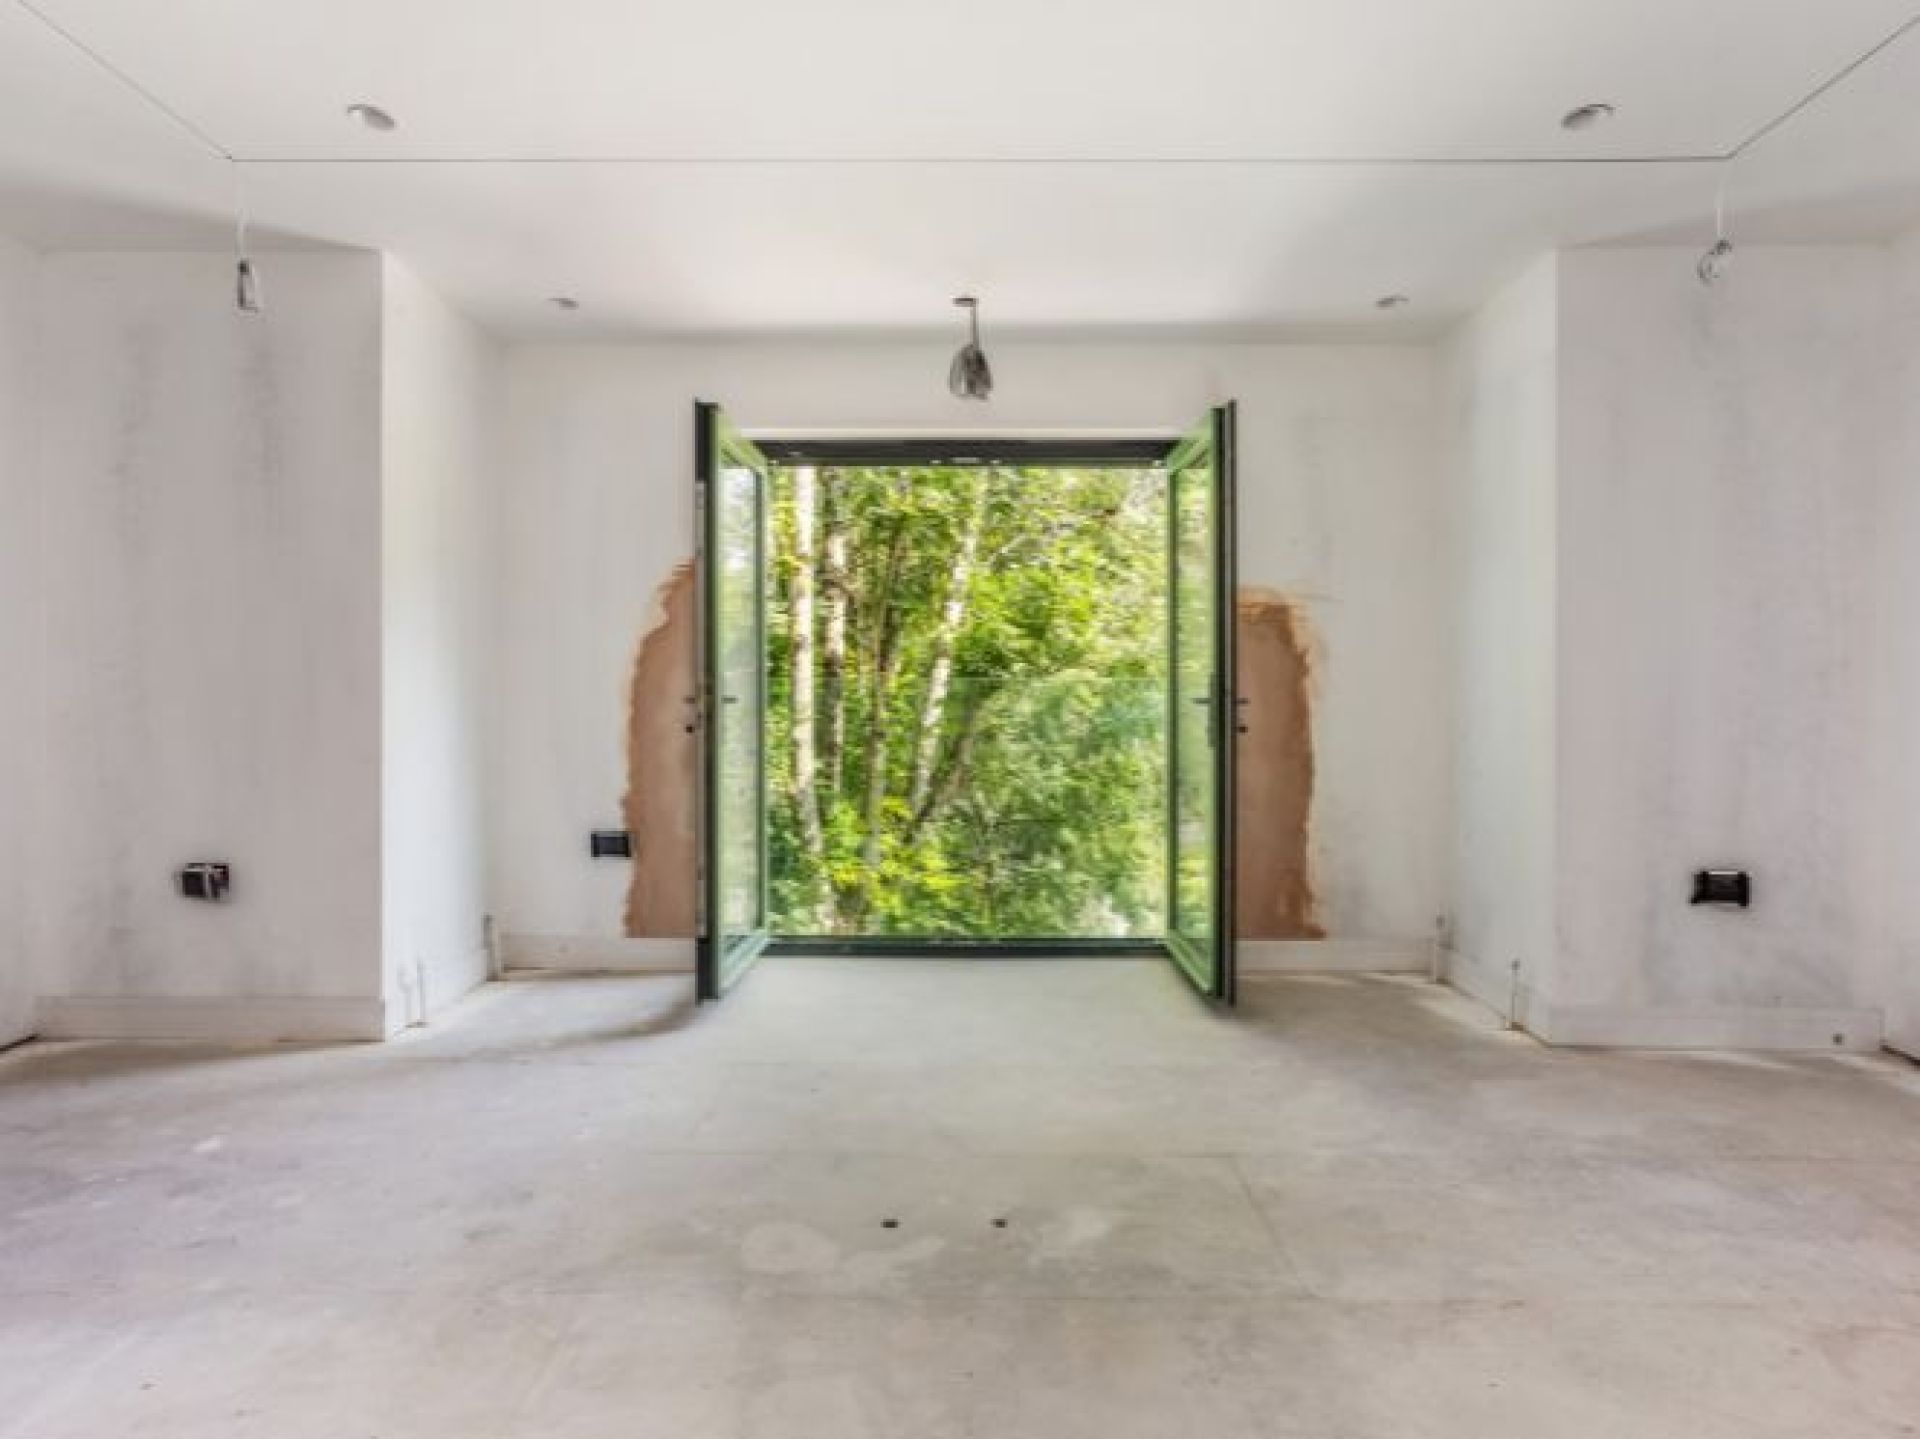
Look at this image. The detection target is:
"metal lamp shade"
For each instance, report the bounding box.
[948,296,992,400]
[948,341,993,400]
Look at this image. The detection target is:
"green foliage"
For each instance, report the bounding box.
[767,464,1166,937]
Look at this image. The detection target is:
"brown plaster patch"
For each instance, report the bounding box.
[624,562,698,938]
[1236,589,1323,939]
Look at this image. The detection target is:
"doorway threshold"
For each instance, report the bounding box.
[767,937,1167,960]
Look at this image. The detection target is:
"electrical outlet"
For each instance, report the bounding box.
[178,862,231,902]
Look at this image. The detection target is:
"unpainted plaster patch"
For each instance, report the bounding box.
[622,567,1322,940]
[624,562,698,938]
[1236,589,1324,939]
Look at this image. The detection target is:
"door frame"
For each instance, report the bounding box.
[694,401,774,1001]
[698,423,1237,995]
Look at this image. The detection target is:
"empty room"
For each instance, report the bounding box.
[4,1,1920,1434]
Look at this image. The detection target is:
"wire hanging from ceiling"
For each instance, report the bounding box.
[12,0,1920,313]
[1697,168,1735,286]
[232,161,263,313]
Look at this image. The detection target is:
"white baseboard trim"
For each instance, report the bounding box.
[1888,1012,1920,1063]
[505,935,1437,977]
[1237,938,1433,973]
[386,946,491,1034]
[501,933,695,973]
[1539,1003,1883,1053]
[36,995,386,1043]
[505,935,1433,976]
[1439,945,1539,1031]
[1437,946,1882,1051]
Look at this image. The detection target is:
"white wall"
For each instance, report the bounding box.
[1440,258,1560,1022]
[1868,225,1920,1059]
[1552,247,1889,1046]
[34,252,387,1040]
[15,237,1912,1052]
[380,257,499,1026]
[493,340,1448,949]
[0,235,40,1047]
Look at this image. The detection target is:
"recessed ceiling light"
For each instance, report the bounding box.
[548,296,581,312]
[345,103,397,132]
[1560,102,1616,132]
[1375,294,1410,311]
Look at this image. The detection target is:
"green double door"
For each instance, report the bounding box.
[693,401,1238,1005]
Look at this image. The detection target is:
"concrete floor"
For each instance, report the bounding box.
[3,960,1920,1438]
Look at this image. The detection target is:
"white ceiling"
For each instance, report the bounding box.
[3,0,1920,336]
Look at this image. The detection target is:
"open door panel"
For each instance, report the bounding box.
[1165,403,1238,1004]
[694,401,773,1001]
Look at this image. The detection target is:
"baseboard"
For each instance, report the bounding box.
[1436,946,1883,1051]
[1440,945,1538,1031]
[1538,1003,1883,1052]
[0,1007,33,1051]
[1237,938,1433,973]
[386,945,491,1033]
[501,933,695,973]
[1888,1015,1920,1063]
[505,934,1436,977]
[36,995,387,1043]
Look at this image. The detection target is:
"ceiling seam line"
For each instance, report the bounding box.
[1725,9,1920,160]
[13,1,1916,175]
[10,0,233,161]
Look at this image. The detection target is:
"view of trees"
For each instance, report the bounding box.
[766,464,1168,937]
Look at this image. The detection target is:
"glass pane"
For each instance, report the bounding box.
[770,673,1167,939]
[762,463,1169,941]
[1168,425,1220,991]
[714,456,766,950]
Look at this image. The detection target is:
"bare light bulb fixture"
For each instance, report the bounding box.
[1697,173,1735,286]
[345,102,397,132]
[233,164,262,314]
[1560,102,1616,133]
[947,295,993,401]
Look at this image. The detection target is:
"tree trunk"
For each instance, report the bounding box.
[909,695,989,840]
[788,466,825,876]
[908,473,986,814]
[849,524,907,925]
[820,472,850,799]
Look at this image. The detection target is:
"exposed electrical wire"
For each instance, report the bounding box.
[11,0,1920,309]
[1697,166,1735,286]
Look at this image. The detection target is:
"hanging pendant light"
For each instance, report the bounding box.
[235,256,262,313]
[1697,173,1734,287]
[947,295,992,401]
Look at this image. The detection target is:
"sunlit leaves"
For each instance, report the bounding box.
[768,464,1166,937]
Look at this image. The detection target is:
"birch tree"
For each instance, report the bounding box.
[819,473,851,797]
[907,470,987,815]
[787,466,825,872]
